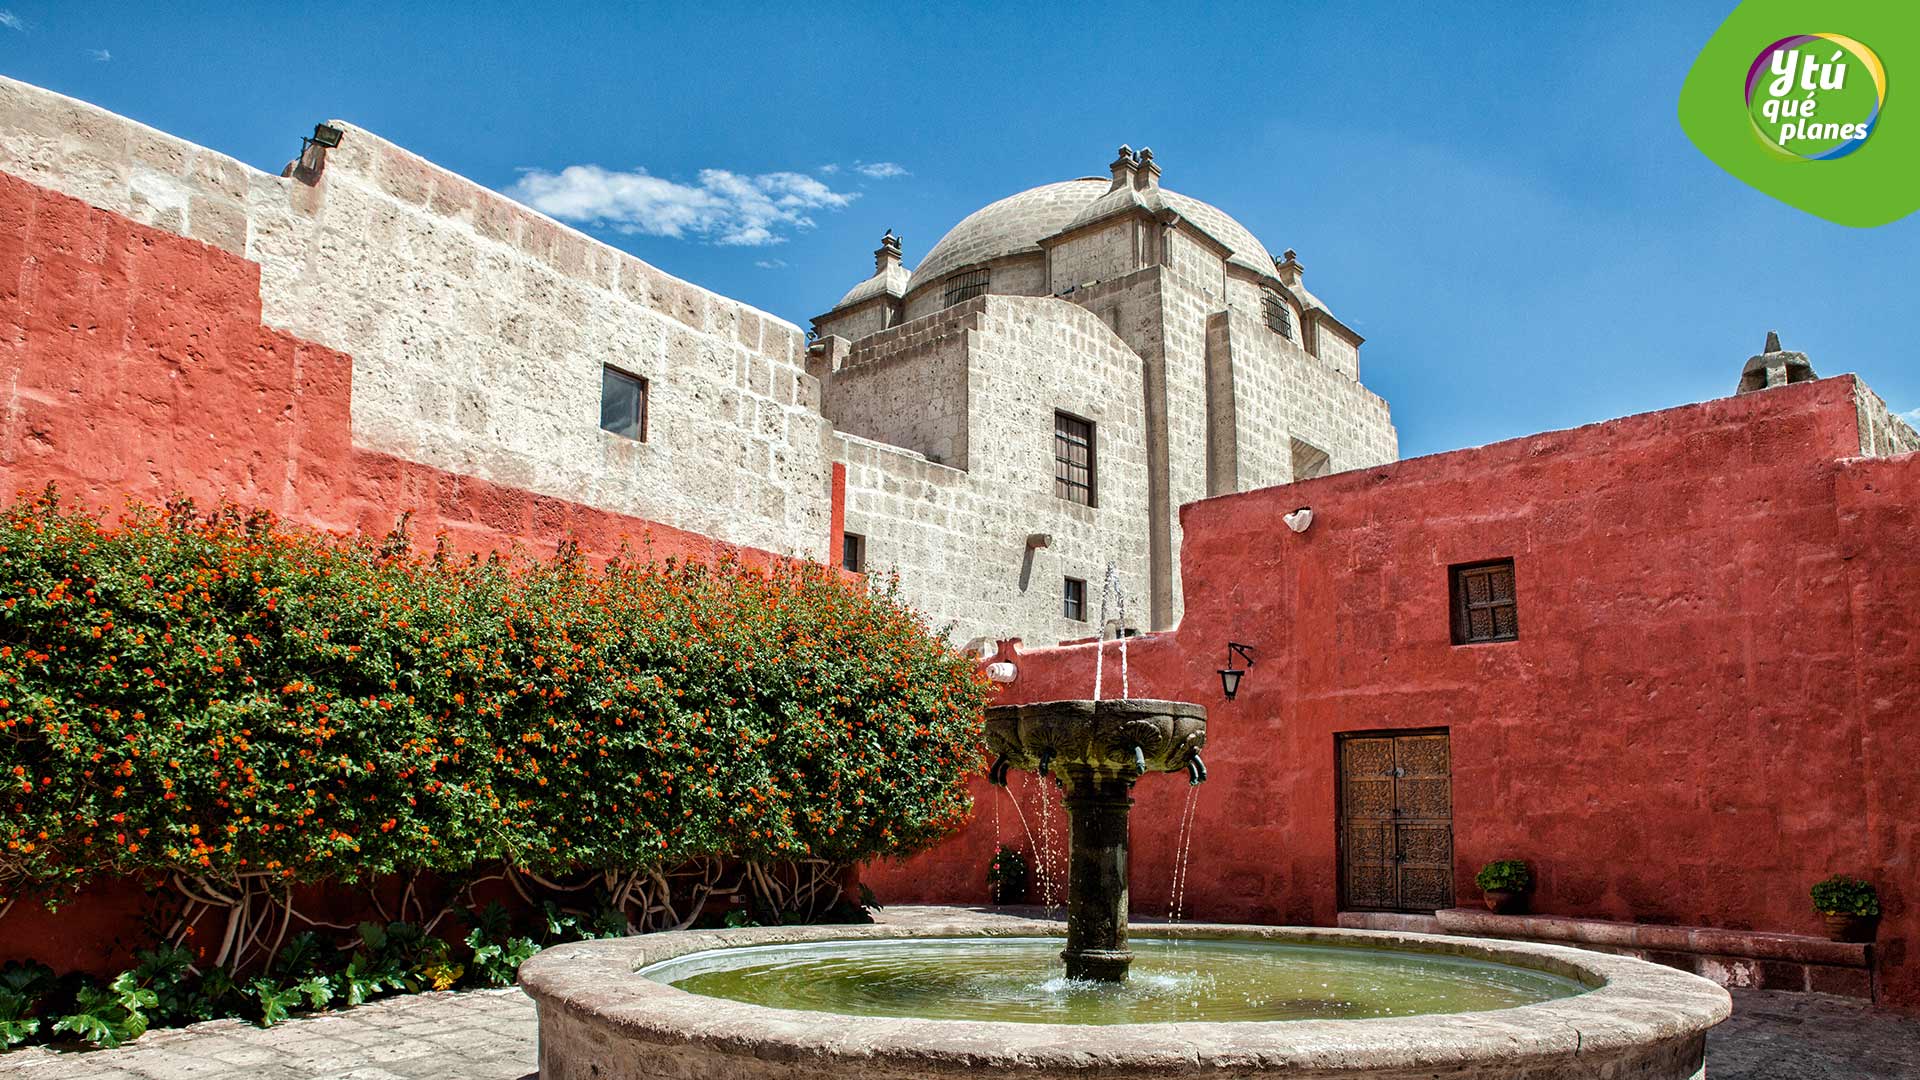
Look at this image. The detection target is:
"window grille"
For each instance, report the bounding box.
[1262,290,1293,338]
[943,267,991,308]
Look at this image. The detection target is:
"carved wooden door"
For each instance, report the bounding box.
[1338,731,1453,912]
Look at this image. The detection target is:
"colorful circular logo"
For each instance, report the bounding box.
[1745,35,1885,160]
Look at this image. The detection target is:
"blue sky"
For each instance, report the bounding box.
[2,2,1914,458]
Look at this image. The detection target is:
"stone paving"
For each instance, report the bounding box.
[2,982,1915,1079]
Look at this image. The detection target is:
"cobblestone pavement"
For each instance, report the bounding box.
[2,979,1915,1078]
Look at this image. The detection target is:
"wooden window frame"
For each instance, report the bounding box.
[1450,559,1518,644]
[1054,410,1097,507]
[1062,576,1088,621]
[841,532,865,574]
[599,364,649,442]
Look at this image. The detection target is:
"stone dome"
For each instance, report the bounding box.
[906,177,1286,295]
[833,261,910,309]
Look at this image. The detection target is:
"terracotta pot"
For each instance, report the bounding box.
[1823,912,1879,943]
[1484,890,1528,915]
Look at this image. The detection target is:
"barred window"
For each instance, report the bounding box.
[842,532,865,573]
[1054,411,1095,506]
[1451,560,1518,644]
[600,365,648,441]
[1063,577,1087,621]
[1262,290,1293,338]
[943,267,990,308]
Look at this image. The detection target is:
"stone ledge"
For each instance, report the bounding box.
[1339,909,1874,1000]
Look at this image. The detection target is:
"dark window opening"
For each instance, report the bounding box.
[1451,559,1518,644]
[842,532,865,573]
[943,267,991,308]
[1262,290,1293,338]
[600,366,648,441]
[1063,576,1087,621]
[1054,411,1096,506]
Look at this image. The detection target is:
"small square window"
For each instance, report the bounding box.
[600,366,648,441]
[1451,559,1518,644]
[1063,576,1087,621]
[842,532,865,573]
[1054,411,1096,506]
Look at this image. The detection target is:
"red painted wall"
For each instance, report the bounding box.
[0,171,840,972]
[865,377,1920,1006]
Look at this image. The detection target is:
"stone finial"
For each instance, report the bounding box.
[1108,146,1138,192]
[1275,249,1304,287]
[1133,146,1160,191]
[1736,330,1817,394]
[874,229,903,275]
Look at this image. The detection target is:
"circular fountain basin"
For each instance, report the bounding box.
[519,909,1730,1079]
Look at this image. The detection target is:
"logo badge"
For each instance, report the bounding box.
[1679,2,1915,227]
[1745,35,1884,159]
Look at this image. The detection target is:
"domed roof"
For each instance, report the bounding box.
[833,261,910,309]
[906,178,1286,295]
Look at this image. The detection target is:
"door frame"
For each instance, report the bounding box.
[1334,727,1454,913]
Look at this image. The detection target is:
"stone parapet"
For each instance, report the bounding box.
[1338,909,1875,999]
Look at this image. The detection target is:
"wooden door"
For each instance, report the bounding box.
[1338,731,1454,912]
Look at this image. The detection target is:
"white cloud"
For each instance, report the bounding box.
[506,164,857,247]
[0,10,25,31]
[754,258,788,269]
[88,48,110,61]
[817,163,840,175]
[1899,407,1920,427]
[853,161,909,179]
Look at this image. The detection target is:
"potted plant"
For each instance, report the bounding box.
[1474,859,1533,915]
[1810,874,1880,943]
[987,845,1030,906]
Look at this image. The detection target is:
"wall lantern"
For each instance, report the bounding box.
[1218,642,1256,701]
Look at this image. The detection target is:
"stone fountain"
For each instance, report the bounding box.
[983,697,1205,980]
[520,693,1730,1080]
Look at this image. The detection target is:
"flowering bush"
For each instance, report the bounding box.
[0,489,988,905]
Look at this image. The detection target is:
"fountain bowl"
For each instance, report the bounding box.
[519,908,1730,1080]
[985,698,1205,781]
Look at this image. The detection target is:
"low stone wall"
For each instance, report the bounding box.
[1340,909,1874,999]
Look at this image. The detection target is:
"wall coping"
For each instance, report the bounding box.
[1341,909,1868,968]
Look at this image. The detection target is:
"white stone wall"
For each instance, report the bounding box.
[838,295,1152,646]
[821,301,977,468]
[0,75,834,560]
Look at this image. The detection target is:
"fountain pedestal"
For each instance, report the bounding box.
[984,698,1207,981]
[1059,769,1135,980]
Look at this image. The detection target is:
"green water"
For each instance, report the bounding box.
[641,936,1587,1024]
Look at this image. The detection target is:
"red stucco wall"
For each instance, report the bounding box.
[0,170,834,972]
[865,376,1920,1006]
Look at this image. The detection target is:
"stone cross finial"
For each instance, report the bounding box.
[1737,330,1816,394]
